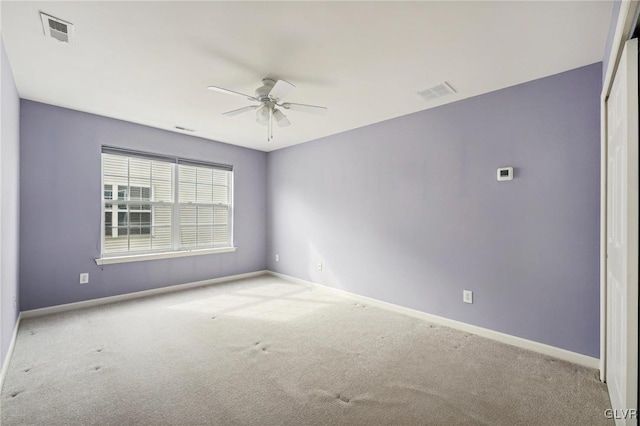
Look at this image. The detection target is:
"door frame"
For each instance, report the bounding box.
[601,0,640,383]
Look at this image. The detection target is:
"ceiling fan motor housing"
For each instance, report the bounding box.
[255,78,278,126]
[255,78,276,99]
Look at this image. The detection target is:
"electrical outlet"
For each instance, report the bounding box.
[463,290,473,304]
[317,262,323,271]
[275,254,279,262]
[80,273,89,284]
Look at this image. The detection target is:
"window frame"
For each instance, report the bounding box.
[97,147,235,265]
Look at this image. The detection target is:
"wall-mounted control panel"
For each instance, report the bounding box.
[497,167,513,181]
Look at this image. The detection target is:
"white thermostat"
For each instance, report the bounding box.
[497,167,513,181]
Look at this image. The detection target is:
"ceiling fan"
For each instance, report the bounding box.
[207,78,327,141]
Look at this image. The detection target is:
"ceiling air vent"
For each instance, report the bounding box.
[40,12,74,44]
[417,82,456,102]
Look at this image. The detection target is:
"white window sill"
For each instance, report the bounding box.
[95,247,237,265]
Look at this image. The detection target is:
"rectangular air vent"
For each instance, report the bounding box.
[40,12,73,44]
[418,81,456,102]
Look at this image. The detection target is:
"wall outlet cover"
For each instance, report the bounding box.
[80,273,89,284]
[463,290,473,304]
[497,166,514,181]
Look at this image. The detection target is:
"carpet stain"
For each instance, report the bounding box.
[336,394,351,404]
[23,368,31,373]
[10,391,22,398]
[93,366,102,371]
[246,341,272,354]
[311,389,375,407]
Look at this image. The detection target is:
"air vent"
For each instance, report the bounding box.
[418,81,456,102]
[40,12,73,44]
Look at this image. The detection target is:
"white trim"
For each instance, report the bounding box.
[602,2,638,97]
[100,155,105,255]
[14,269,599,370]
[599,0,639,383]
[600,91,607,382]
[269,271,599,370]
[95,246,237,265]
[0,313,22,393]
[21,270,267,318]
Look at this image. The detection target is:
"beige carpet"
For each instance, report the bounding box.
[0,274,611,425]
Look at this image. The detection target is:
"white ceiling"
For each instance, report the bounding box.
[1,1,613,152]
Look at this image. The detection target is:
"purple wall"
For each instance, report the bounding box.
[19,101,267,310]
[1,38,21,371]
[267,63,602,357]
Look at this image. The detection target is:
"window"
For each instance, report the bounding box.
[103,184,152,238]
[101,147,233,260]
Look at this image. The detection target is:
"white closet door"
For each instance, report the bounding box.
[606,37,639,426]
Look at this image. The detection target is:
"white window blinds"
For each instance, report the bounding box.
[101,147,233,257]
[178,163,231,248]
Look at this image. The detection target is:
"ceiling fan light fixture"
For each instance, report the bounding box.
[256,106,270,125]
[273,109,291,127]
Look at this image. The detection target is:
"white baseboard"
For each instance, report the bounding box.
[21,270,269,319]
[15,269,599,371]
[268,271,600,370]
[0,312,22,393]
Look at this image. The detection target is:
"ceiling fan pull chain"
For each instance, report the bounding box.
[269,108,273,141]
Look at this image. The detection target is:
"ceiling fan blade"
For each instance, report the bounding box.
[268,80,295,101]
[222,105,259,116]
[281,102,328,114]
[207,86,258,102]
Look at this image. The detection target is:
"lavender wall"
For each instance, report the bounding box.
[267,63,602,357]
[1,38,20,372]
[19,101,267,310]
